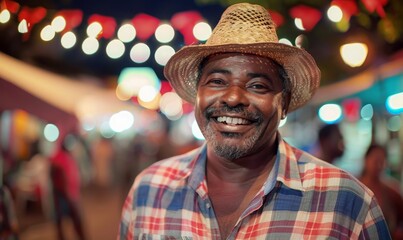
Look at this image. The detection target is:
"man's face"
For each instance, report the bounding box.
[195,53,287,160]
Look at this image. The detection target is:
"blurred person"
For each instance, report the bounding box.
[91,137,114,188]
[1,146,19,239]
[50,140,86,240]
[0,184,19,239]
[118,3,390,239]
[14,140,51,219]
[314,123,345,164]
[359,144,403,239]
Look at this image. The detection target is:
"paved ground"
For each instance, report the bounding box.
[18,185,127,240]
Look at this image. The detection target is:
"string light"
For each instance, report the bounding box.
[106,39,125,59]
[51,16,66,32]
[130,43,151,63]
[327,5,343,23]
[340,43,368,67]
[61,31,77,49]
[193,22,212,41]
[154,45,175,66]
[0,9,11,23]
[40,25,55,41]
[117,23,136,42]
[155,23,175,43]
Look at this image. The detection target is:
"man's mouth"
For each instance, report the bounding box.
[215,116,252,125]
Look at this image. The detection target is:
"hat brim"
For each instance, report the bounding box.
[164,42,321,112]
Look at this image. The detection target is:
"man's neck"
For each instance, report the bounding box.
[205,144,277,184]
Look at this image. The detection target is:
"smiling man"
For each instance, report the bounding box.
[118,3,391,240]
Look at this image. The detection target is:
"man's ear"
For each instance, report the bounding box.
[281,92,291,119]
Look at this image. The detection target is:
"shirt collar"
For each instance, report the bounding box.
[276,138,305,192]
[186,135,305,197]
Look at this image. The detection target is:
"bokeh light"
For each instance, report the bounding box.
[87,21,102,37]
[100,121,115,138]
[360,104,373,120]
[138,92,161,110]
[387,116,401,132]
[154,45,175,66]
[117,23,136,43]
[61,31,77,49]
[193,22,212,41]
[82,37,99,55]
[40,25,56,41]
[155,23,175,43]
[279,38,292,46]
[51,16,66,32]
[109,110,134,133]
[130,43,150,63]
[159,92,183,120]
[386,92,403,114]
[138,85,158,103]
[340,43,368,67]
[18,19,28,33]
[117,67,160,98]
[44,123,59,142]
[106,39,125,59]
[318,103,343,123]
[0,9,11,23]
[327,6,343,23]
[294,18,305,31]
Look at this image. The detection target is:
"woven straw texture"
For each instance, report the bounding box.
[164,3,321,112]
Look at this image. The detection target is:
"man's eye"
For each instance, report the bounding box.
[249,84,266,89]
[207,79,225,85]
[248,83,269,90]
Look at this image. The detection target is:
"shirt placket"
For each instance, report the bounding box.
[226,190,266,240]
[195,181,221,239]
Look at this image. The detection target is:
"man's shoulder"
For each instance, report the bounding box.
[291,146,370,196]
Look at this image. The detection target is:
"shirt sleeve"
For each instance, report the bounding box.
[359,196,392,240]
[118,183,136,240]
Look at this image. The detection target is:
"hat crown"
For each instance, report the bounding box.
[206,3,278,46]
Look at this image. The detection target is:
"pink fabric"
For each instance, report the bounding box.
[51,149,81,202]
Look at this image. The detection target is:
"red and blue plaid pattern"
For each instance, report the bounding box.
[118,138,391,239]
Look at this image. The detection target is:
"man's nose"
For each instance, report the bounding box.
[220,85,250,107]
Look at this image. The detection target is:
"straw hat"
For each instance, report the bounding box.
[164,3,321,112]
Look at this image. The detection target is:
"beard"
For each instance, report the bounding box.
[201,105,265,160]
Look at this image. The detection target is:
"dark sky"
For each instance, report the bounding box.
[62,0,224,21]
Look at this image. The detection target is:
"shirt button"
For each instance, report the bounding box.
[206,202,211,208]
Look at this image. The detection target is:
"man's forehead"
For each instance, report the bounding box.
[202,53,279,68]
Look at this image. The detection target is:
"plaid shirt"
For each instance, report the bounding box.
[118,138,391,240]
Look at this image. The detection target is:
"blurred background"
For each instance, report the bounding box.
[0,0,402,239]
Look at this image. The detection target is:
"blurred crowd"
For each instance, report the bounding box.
[0,113,202,239]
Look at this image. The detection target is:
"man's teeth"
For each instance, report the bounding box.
[217,116,249,125]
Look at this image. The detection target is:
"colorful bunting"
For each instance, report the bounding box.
[361,0,388,17]
[2,0,20,13]
[56,9,83,33]
[18,6,47,40]
[88,14,117,39]
[289,5,322,31]
[171,11,203,45]
[131,13,160,41]
[269,10,284,28]
[331,0,358,20]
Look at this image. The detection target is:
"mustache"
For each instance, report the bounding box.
[205,105,263,123]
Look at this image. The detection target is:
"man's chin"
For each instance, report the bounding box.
[213,143,249,160]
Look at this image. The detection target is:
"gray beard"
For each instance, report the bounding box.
[203,125,260,160]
